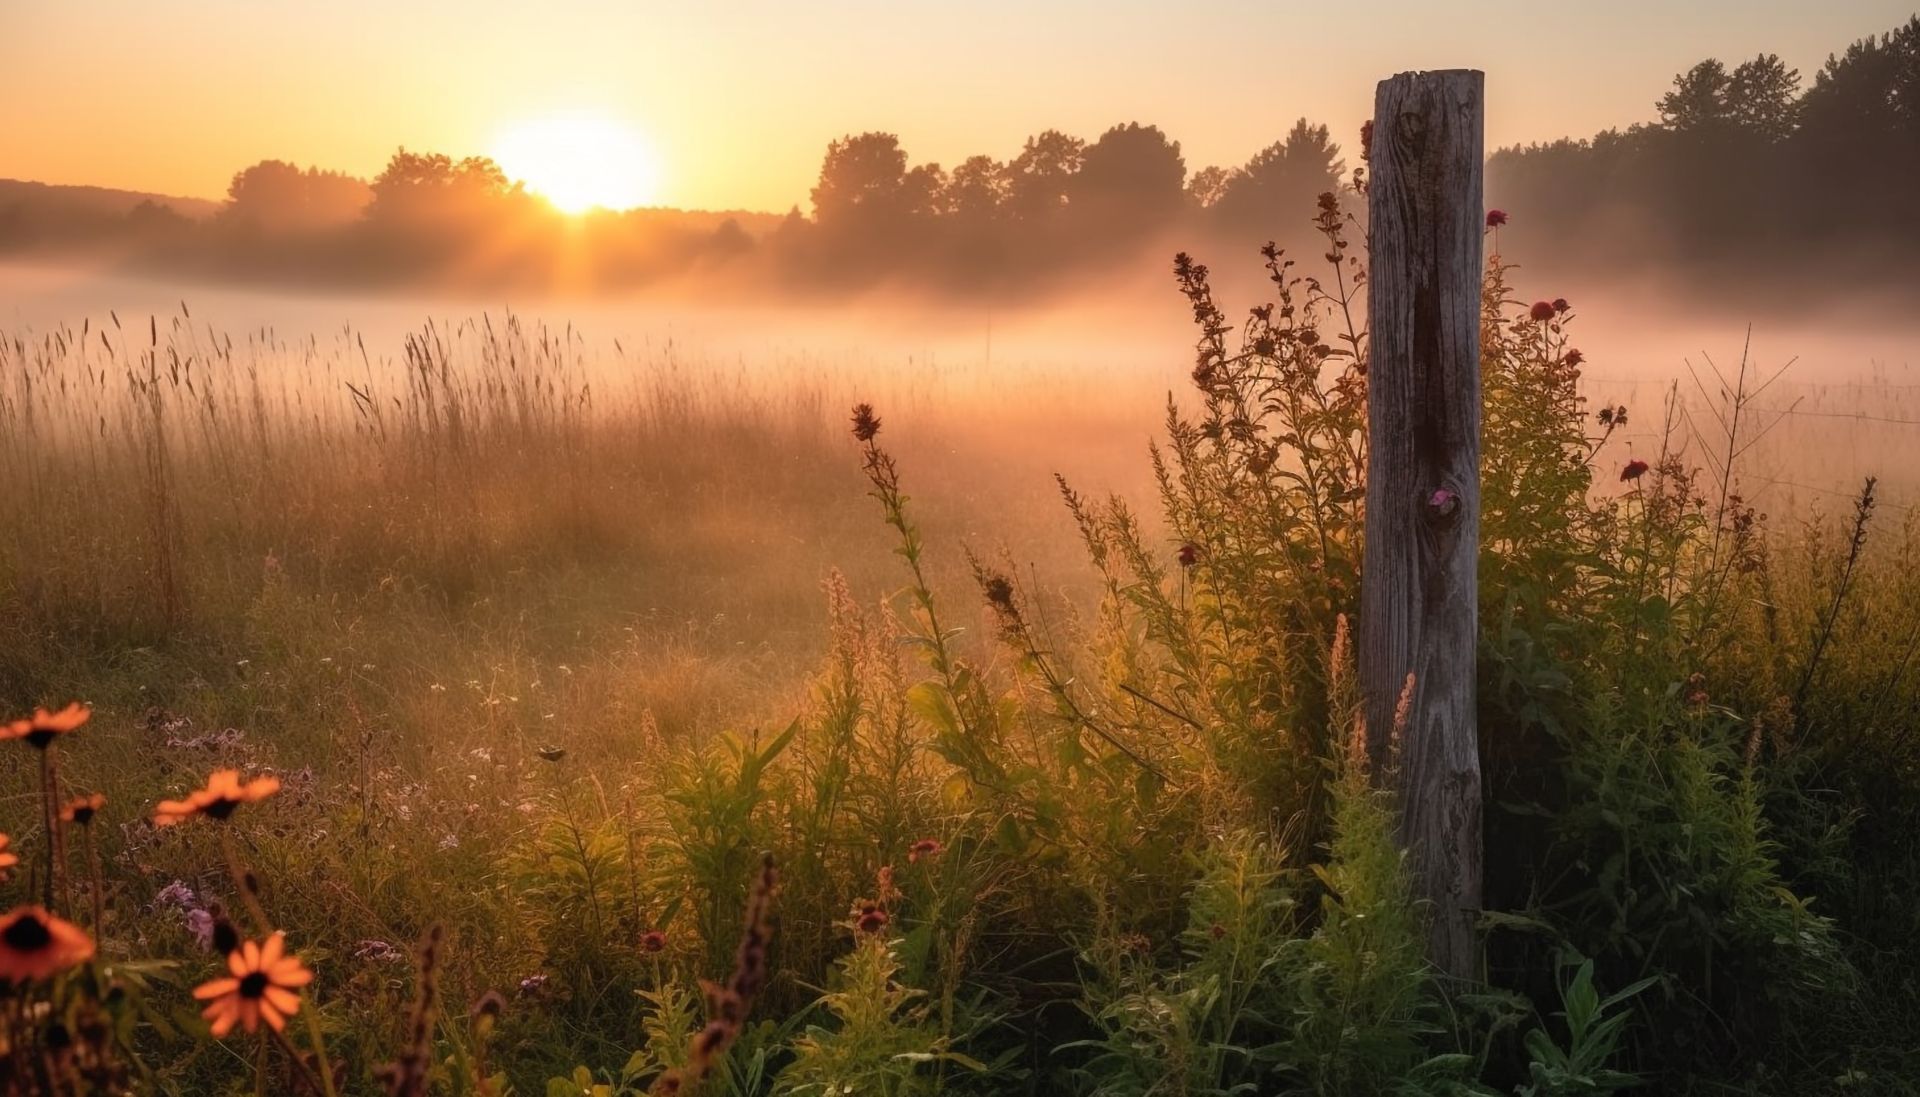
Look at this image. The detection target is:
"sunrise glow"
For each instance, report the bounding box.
[490,114,662,213]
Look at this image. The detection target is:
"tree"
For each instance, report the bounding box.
[225,160,371,233]
[1212,119,1345,234]
[809,133,912,224]
[1068,122,1186,226]
[943,155,1008,222]
[1798,17,1920,142]
[902,162,948,219]
[1727,54,1801,141]
[1005,130,1085,220]
[1187,164,1230,208]
[1657,60,1733,132]
[367,149,518,225]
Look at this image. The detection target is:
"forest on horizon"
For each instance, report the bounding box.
[2,14,1917,304]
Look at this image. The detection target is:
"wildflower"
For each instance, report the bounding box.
[1621,459,1650,482]
[907,838,943,864]
[1529,301,1556,322]
[850,403,881,442]
[1177,542,1201,567]
[154,769,281,826]
[1598,407,1615,427]
[192,932,314,1036]
[61,793,106,825]
[1485,209,1508,228]
[982,573,1015,612]
[1564,348,1585,367]
[471,990,506,1020]
[517,973,548,996]
[1208,922,1227,940]
[1,703,90,749]
[0,906,95,981]
[854,902,889,936]
[0,835,16,874]
[179,908,215,951]
[1552,297,1571,314]
[640,929,668,953]
[353,939,405,964]
[156,881,198,909]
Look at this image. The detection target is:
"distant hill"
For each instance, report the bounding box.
[0,178,221,221]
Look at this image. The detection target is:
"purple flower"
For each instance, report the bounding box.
[155,881,198,909]
[184,908,215,951]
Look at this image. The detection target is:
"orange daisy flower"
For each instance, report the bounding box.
[0,834,17,873]
[1,703,90,749]
[0,906,96,982]
[193,932,314,1036]
[154,769,282,826]
[61,793,107,825]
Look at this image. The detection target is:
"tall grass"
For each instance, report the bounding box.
[0,194,1917,1095]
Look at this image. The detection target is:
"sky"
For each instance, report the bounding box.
[2,0,1914,213]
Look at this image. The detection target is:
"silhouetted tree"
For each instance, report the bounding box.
[224,160,371,233]
[1187,165,1230,208]
[944,155,1008,223]
[1799,17,1920,142]
[367,150,518,224]
[1727,54,1801,141]
[810,133,914,225]
[1069,122,1186,229]
[1005,130,1084,221]
[1212,119,1344,236]
[1658,60,1735,132]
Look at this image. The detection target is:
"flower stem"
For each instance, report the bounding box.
[217,828,272,937]
[218,826,337,1097]
[84,825,106,935]
[39,747,67,913]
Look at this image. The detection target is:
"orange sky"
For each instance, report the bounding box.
[3,1,1912,212]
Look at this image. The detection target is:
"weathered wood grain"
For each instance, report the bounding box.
[1360,69,1485,982]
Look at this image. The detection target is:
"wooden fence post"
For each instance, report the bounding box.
[1360,69,1485,981]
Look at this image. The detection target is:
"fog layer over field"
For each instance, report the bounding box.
[6,259,1918,514]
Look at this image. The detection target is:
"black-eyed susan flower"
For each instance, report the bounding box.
[0,906,95,981]
[1,703,90,749]
[61,793,106,826]
[192,932,313,1036]
[154,769,281,826]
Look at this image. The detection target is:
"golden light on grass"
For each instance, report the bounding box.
[490,113,663,214]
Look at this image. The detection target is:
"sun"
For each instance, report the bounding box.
[491,114,663,214]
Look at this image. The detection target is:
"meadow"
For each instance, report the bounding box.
[1,202,1918,1095]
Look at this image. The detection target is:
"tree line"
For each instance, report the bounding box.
[0,119,1343,298]
[1487,15,1920,296]
[1,13,1914,300]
